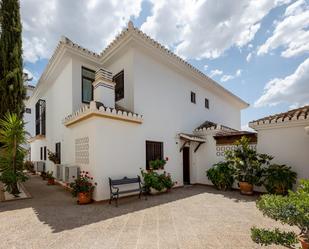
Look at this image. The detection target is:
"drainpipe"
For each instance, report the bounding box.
[92,68,115,108]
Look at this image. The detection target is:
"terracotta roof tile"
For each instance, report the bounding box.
[250,105,309,126]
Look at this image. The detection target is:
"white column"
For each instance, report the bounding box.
[92,68,115,108]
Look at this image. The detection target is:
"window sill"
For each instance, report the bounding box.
[28,134,46,143]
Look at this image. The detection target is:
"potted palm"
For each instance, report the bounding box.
[0,113,28,197]
[225,136,272,195]
[46,171,55,185]
[69,171,96,204]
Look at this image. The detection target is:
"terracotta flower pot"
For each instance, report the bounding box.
[47,178,55,185]
[300,236,309,249]
[78,192,92,204]
[239,182,253,195]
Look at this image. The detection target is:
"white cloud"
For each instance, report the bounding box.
[255,58,309,107]
[23,68,35,81]
[20,0,142,63]
[258,0,309,58]
[221,69,242,82]
[246,52,252,62]
[221,75,233,82]
[209,69,223,77]
[203,64,208,71]
[141,0,290,60]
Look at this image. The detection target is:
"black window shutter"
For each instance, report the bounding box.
[44,146,47,160]
[55,142,61,164]
[35,101,40,135]
[145,141,163,169]
[41,101,46,135]
[113,70,124,102]
[40,147,43,160]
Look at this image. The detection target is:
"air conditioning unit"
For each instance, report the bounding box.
[64,165,80,183]
[36,161,45,172]
[55,164,64,181]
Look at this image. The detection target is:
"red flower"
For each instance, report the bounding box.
[72,175,75,178]
[86,171,89,174]
[91,177,93,180]
[165,157,169,161]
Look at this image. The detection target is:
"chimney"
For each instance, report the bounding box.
[92,68,115,108]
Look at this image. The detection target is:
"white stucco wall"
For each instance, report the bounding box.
[30,58,74,171]
[29,44,245,201]
[256,125,309,180]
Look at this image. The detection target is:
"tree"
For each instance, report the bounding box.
[0,0,26,119]
[0,113,27,196]
[225,136,272,186]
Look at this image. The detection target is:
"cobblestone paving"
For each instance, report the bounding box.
[0,175,297,249]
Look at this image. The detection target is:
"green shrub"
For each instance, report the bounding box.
[263,164,297,195]
[206,162,234,190]
[149,158,167,170]
[251,227,298,247]
[251,179,309,247]
[141,169,174,192]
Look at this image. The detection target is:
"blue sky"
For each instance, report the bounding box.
[21,0,309,129]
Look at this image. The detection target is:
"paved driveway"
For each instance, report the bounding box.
[0,175,296,249]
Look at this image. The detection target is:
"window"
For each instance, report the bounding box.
[82,67,95,103]
[35,99,46,136]
[55,142,61,164]
[146,141,163,169]
[191,91,196,104]
[40,147,43,160]
[205,98,209,109]
[113,70,124,102]
[25,108,31,114]
[44,146,47,161]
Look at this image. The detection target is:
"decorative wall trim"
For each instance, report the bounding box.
[93,82,115,90]
[249,105,309,130]
[64,101,143,127]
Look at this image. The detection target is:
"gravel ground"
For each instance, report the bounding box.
[0,175,297,249]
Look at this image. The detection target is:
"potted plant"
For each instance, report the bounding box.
[206,162,235,190]
[225,136,272,195]
[24,160,35,174]
[251,179,309,249]
[47,149,59,164]
[263,164,297,195]
[46,171,55,185]
[141,169,175,194]
[41,171,47,180]
[149,157,168,170]
[69,171,96,204]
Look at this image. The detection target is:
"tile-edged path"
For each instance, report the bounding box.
[0,175,297,249]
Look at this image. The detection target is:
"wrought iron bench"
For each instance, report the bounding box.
[108,176,146,207]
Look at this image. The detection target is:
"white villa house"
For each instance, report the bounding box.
[28,22,251,201]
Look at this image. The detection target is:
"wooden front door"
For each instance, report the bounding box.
[183,147,190,185]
